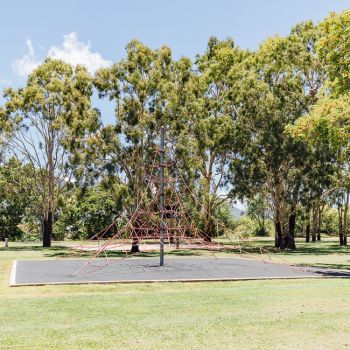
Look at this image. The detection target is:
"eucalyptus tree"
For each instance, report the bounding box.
[228,21,327,249]
[1,59,99,247]
[178,37,243,242]
[290,95,350,245]
[289,11,350,245]
[317,10,350,245]
[0,158,31,240]
[317,10,350,96]
[228,49,305,249]
[286,20,334,241]
[93,40,189,251]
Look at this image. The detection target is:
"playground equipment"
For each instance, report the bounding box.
[74,127,224,275]
[73,127,294,277]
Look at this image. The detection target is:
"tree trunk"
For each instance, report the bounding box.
[305,210,310,243]
[203,185,212,243]
[312,205,317,242]
[305,223,310,243]
[274,221,283,249]
[129,198,140,253]
[317,206,322,241]
[343,190,349,246]
[202,191,212,243]
[317,205,324,241]
[130,237,140,253]
[285,205,296,249]
[202,154,216,243]
[43,210,53,247]
[203,212,212,243]
[284,235,296,250]
[130,218,140,253]
[338,206,344,245]
[46,127,55,248]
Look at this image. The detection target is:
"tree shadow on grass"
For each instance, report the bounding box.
[278,243,350,256]
[3,240,349,261]
[0,245,67,252]
[301,262,350,271]
[46,248,205,259]
[222,239,350,256]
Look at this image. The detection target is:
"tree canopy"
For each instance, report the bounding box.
[1,10,350,249]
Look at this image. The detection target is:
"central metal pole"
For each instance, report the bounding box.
[159,126,165,266]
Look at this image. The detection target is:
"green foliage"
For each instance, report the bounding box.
[174,37,245,239]
[322,206,339,235]
[1,11,350,247]
[92,41,179,214]
[0,59,100,245]
[318,10,350,96]
[232,216,257,238]
[54,184,126,240]
[211,201,236,237]
[247,195,271,236]
[0,158,30,240]
[290,94,350,151]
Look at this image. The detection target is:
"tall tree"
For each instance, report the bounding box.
[177,37,242,241]
[229,21,326,249]
[290,94,350,245]
[1,59,99,247]
[93,40,182,251]
[289,11,350,245]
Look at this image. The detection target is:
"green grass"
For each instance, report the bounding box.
[4,236,350,269]
[0,238,350,349]
[226,237,350,271]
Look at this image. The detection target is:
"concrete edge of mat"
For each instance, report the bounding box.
[9,260,17,286]
[10,274,345,287]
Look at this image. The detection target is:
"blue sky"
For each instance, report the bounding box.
[1,0,350,123]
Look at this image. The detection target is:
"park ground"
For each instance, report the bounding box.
[0,238,350,349]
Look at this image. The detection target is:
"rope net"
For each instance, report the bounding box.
[73,130,304,276]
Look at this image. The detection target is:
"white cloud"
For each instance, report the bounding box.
[48,33,112,74]
[13,33,112,77]
[12,39,41,77]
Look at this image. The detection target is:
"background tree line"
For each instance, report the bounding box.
[0,10,349,249]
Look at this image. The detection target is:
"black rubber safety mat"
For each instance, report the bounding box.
[11,257,350,286]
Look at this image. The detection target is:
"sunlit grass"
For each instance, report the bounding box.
[2,236,349,270]
[0,238,350,349]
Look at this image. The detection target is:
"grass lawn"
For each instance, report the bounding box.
[0,238,350,349]
[229,237,350,271]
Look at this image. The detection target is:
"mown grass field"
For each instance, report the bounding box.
[0,238,350,349]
